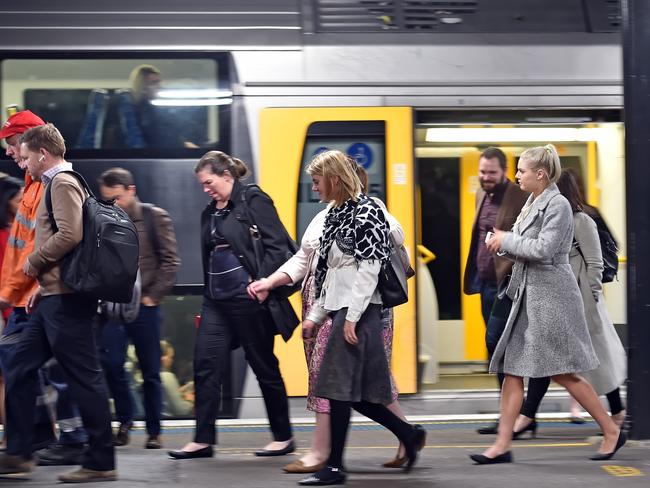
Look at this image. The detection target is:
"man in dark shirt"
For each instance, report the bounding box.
[98,167,180,450]
[463,147,528,434]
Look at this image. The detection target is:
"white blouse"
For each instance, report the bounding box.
[276,198,404,325]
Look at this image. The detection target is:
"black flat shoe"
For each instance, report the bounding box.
[404,424,427,472]
[512,419,537,440]
[589,431,627,461]
[254,440,295,457]
[298,466,346,486]
[569,416,586,424]
[168,446,213,459]
[469,451,513,465]
[477,422,499,435]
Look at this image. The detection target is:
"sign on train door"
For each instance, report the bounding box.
[259,107,417,395]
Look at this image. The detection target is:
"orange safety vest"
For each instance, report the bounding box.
[0,174,43,307]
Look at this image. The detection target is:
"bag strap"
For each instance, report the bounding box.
[239,184,265,279]
[45,170,92,233]
[141,203,162,265]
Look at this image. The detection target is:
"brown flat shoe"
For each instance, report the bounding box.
[283,460,326,474]
[58,467,117,483]
[383,455,407,468]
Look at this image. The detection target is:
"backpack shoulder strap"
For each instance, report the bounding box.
[45,170,92,234]
[141,203,162,264]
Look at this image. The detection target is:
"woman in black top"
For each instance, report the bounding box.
[168,151,293,459]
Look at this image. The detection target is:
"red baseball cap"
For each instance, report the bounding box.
[0,110,45,140]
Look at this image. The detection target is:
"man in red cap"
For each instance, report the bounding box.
[0,111,87,467]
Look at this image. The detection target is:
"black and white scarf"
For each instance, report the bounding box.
[313,194,392,298]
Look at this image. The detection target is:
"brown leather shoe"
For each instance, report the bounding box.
[0,453,34,476]
[145,436,162,449]
[113,422,132,447]
[57,467,117,483]
[283,460,326,474]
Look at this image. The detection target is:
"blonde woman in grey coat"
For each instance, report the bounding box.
[470,144,626,465]
[508,171,627,438]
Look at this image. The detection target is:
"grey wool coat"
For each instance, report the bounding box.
[489,184,599,378]
[570,212,626,395]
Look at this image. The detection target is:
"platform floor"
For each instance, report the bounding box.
[3,417,648,487]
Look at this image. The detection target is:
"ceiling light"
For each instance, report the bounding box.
[152,98,233,107]
[157,89,233,99]
[425,127,604,142]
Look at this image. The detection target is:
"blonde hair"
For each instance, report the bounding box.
[129,64,161,103]
[194,150,250,180]
[306,150,362,206]
[519,143,562,184]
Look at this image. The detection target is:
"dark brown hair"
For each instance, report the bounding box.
[556,170,584,213]
[194,150,250,180]
[480,147,507,170]
[98,167,134,188]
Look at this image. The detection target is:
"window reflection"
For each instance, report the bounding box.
[1,58,228,151]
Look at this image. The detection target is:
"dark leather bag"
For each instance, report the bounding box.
[240,185,299,341]
[377,248,410,308]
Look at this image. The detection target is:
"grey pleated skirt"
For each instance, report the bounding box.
[314,304,393,404]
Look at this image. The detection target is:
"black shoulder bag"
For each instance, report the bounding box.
[357,200,411,309]
[240,184,299,341]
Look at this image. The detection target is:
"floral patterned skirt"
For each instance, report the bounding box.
[302,274,399,413]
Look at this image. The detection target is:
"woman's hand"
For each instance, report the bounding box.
[486,229,507,254]
[302,319,317,341]
[343,320,358,345]
[247,278,272,302]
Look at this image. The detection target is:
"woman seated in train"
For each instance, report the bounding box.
[472,144,625,465]
[248,151,417,475]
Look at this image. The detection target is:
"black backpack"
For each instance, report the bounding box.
[45,170,139,303]
[590,213,619,283]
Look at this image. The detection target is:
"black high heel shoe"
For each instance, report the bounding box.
[589,431,627,461]
[512,419,537,440]
[404,424,427,473]
[469,451,513,465]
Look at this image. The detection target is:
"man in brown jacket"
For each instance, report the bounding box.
[463,147,528,435]
[0,124,116,482]
[98,167,180,450]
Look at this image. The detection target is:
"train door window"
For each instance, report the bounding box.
[0,56,230,157]
[296,121,386,240]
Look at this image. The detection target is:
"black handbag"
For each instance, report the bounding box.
[240,185,299,341]
[378,247,409,308]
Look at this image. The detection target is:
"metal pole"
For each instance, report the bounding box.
[622,0,650,440]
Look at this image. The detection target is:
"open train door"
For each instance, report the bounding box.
[259,107,418,395]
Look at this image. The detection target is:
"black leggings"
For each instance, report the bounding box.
[521,378,625,418]
[328,399,414,469]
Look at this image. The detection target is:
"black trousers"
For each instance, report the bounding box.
[5,294,114,471]
[194,297,292,445]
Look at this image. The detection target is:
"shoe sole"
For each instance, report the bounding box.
[58,476,117,483]
[0,472,31,480]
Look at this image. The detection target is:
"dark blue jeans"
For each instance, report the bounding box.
[486,295,513,389]
[101,305,162,436]
[0,308,57,450]
[479,280,498,326]
[4,295,114,470]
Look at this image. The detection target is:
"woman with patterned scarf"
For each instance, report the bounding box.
[248,156,415,475]
[289,150,425,486]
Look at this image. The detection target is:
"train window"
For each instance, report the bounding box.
[1,57,230,156]
[296,121,386,240]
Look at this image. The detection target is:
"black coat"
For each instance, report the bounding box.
[200,180,292,291]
